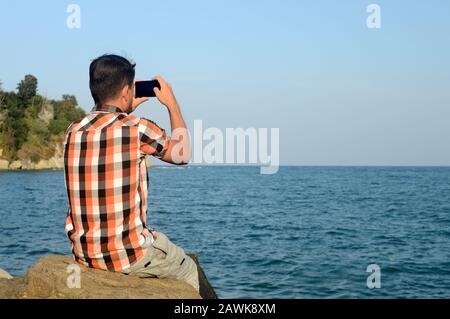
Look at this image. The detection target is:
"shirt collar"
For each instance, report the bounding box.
[90,104,125,113]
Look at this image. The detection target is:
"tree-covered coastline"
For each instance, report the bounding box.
[0,75,85,169]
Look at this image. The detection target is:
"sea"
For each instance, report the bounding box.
[1,166,450,298]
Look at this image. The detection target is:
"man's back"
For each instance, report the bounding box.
[64,104,167,271]
[62,54,197,291]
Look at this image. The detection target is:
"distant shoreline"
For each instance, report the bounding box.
[0,168,63,172]
[0,156,63,171]
[1,164,450,172]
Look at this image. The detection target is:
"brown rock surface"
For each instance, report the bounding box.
[0,254,217,299]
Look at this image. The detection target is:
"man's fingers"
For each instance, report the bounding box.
[152,75,161,83]
[136,97,149,103]
[152,75,167,87]
[131,97,149,109]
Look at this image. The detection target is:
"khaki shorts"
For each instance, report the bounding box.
[122,231,199,292]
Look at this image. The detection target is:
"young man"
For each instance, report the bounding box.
[63,54,198,292]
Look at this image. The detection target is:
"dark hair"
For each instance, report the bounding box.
[89,54,135,105]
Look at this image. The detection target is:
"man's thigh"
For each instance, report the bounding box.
[126,232,199,291]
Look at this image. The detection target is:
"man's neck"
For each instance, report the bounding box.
[98,100,129,113]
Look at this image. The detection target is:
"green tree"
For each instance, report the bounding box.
[62,94,78,107]
[49,95,85,135]
[17,74,38,108]
[0,105,28,160]
[1,76,85,162]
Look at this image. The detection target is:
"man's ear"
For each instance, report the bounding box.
[121,84,130,100]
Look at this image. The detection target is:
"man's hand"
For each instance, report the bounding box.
[153,76,179,110]
[132,96,149,110]
[130,80,149,112]
[131,80,149,111]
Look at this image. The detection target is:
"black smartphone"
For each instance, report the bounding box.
[135,80,161,98]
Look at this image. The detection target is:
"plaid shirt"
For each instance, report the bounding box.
[63,104,169,271]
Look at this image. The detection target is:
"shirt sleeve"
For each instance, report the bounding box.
[64,122,75,146]
[138,117,169,158]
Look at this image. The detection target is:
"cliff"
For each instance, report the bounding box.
[0,75,85,170]
[0,146,64,170]
[0,254,217,299]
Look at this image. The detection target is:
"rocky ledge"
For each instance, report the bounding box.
[0,147,64,171]
[0,156,64,170]
[0,255,217,299]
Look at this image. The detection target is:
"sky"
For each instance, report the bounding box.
[1,0,449,165]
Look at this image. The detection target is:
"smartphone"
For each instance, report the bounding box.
[135,80,161,98]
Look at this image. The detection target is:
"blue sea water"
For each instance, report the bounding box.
[1,166,450,298]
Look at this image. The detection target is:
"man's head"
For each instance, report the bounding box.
[89,54,135,113]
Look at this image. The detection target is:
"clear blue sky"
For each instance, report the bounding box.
[1,0,449,165]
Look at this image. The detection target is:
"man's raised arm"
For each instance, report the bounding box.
[153,76,191,165]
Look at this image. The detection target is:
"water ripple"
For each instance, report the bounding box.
[1,167,450,298]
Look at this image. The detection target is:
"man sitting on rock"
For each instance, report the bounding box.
[63,54,199,292]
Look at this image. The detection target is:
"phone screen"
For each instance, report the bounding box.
[135,80,161,98]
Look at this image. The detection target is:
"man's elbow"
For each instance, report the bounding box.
[175,152,191,165]
[166,146,191,165]
[170,158,190,166]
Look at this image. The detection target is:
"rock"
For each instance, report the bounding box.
[38,102,54,125]
[5,155,63,171]
[8,160,22,170]
[190,254,218,299]
[17,159,35,170]
[32,160,50,170]
[46,155,64,169]
[0,159,9,170]
[0,254,217,299]
[0,268,13,279]
[0,138,64,170]
[28,156,63,170]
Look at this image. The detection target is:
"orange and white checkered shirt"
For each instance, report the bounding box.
[63,104,169,271]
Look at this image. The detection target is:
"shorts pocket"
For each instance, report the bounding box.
[151,232,170,257]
